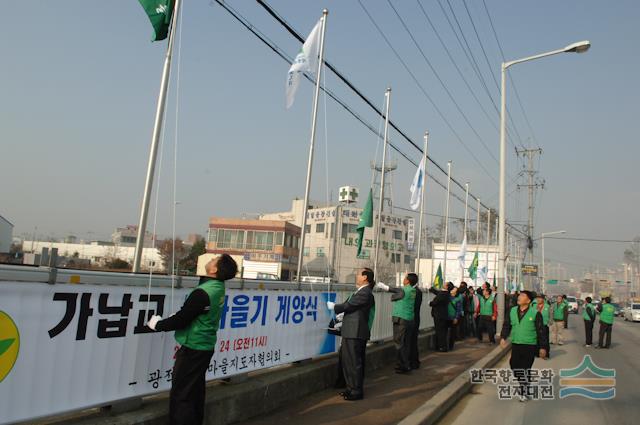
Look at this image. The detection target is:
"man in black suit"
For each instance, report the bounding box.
[408,275,423,369]
[429,282,452,352]
[327,268,375,401]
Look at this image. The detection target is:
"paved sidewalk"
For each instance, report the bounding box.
[240,338,494,425]
[440,318,639,425]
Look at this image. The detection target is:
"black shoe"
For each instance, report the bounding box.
[344,393,363,401]
[339,391,350,397]
[410,364,420,370]
[395,368,411,374]
[438,348,448,352]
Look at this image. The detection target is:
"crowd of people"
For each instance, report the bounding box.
[137,257,619,422]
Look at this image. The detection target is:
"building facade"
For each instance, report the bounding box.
[206,218,301,281]
[111,225,155,247]
[260,199,415,284]
[0,214,13,253]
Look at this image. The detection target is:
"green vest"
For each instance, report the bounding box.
[582,303,595,321]
[447,295,460,318]
[600,304,615,325]
[509,306,538,345]
[392,285,416,321]
[533,300,550,326]
[479,295,495,316]
[175,279,225,351]
[553,302,567,320]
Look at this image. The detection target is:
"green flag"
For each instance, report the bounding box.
[468,251,479,280]
[546,279,559,285]
[356,189,374,257]
[492,274,496,290]
[138,0,174,41]
[433,263,444,289]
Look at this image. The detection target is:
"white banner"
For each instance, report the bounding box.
[0,282,337,424]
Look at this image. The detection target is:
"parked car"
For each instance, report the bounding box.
[623,303,640,322]
[610,302,623,316]
[566,296,579,313]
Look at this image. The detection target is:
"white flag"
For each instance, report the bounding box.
[409,156,425,210]
[479,266,488,283]
[457,234,467,271]
[286,19,322,109]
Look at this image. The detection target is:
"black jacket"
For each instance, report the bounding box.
[414,287,423,327]
[335,285,375,340]
[429,287,450,321]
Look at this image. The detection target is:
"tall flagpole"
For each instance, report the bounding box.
[442,161,452,283]
[486,208,491,284]
[374,87,392,279]
[133,0,183,273]
[475,197,480,285]
[493,216,498,289]
[461,182,469,282]
[296,9,329,284]
[416,131,429,283]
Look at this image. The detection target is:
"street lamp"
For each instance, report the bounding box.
[541,230,567,294]
[497,40,590,332]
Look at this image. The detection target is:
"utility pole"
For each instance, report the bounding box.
[516,148,543,290]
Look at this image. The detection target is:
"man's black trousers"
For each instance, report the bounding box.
[584,319,594,345]
[340,337,367,397]
[510,343,537,394]
[170,346,214,425]
[392,317,414,371]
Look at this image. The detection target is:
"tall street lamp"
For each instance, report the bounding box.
[498,40,590,332]
[541,230,567,294]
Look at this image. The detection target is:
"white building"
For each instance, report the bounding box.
[22,240,163,271]
[260,198,415,284]
[0,214,13,253]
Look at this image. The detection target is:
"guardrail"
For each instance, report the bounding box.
[0,264,434,424]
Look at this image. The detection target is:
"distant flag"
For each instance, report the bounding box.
[457,235,468,271]
[433,263,444,289]
[492,274,497,290]
[285,18,323,109]
[479,265,488,283]
[137,0,174,41]
[468,251,479,280]
[409,156,426,210]
[356,189,374,257]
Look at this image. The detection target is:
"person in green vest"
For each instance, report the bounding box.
[376,273,417,373]
[533,293,551,359]
[500,290,548,402]
[147,254,238,425]
[583,296,596,347]
[447,286,463,351]
[550,295,568,345]
[596,297,615,349]
[474,287,497,343]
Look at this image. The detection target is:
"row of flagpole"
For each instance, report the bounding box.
[132,4,514,291]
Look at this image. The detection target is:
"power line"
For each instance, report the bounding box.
[251,0,509,217]
[356,0,498,183]
[481,0,538,149]
[384,0,497,163]
[546,237,638,243]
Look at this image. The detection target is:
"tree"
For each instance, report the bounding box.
[158,238,189,274]
[106,258,130,270]
[179,237,206,275]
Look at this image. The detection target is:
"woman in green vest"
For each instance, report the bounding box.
[596,297,615,349]
[375,273,417,373]
[583,296,596,347]
[147,254,238,425]
[500,291,548,402]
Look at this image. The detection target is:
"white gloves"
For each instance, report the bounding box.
[327,301,336,311]
[336,312,344,322]
[375,282,390,291]
[147,315,162,331]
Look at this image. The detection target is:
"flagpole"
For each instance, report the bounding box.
[461,182,469,282]
[296,9,329,284]
[486,208,491,283]
[416,131,429,276]
[442,161,452,283]
[493,217,498,288]
[133,0,183,273]
[374,87,391,279]
[475,197,480,285]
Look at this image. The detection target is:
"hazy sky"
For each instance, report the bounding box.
[1,0,638,276]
